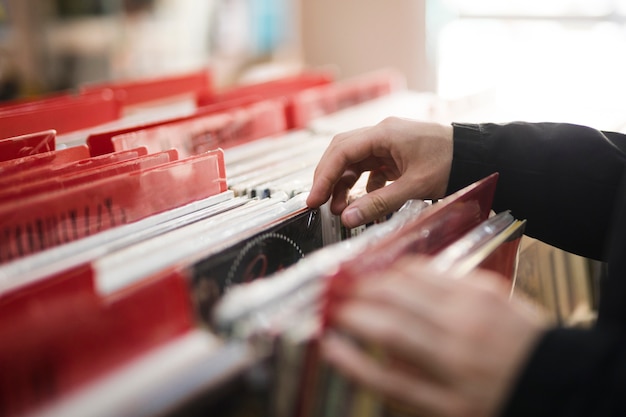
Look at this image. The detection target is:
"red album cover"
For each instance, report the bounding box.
[427,211,527,286]
[323,173,499,325]
[0,149,226,263]
[475,222,527,282]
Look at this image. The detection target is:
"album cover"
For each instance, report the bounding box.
[190,206,323,326]
[429,210,525,277]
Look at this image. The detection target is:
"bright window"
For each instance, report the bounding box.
[432,0,626,131]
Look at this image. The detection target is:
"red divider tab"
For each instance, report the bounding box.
[0,147,147,190]
[0,91,122,140]
[290,68,406,129]
[0,150,176,203]
[197,70,334,106]
[0,149,226,263]
[197,70,335,129]
[86,95,261,156]
[0,146,90,177]
[0,90,90,110]
[80,69,212,107]
[0,266,194,417]
[0,130,56,162]
[110,99,286,158]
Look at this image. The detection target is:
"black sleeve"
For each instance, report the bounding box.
[498,326,626,417]
[446,122,626,261]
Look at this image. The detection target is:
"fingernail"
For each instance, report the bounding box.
[343,207,364,227]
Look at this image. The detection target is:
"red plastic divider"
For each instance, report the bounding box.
[0,266,194,416]
[80,69,212,107]
[0,148,147,190]
[289,68,406,129]
[0,130,56,162]
[197,70,335,129]
[0,146,91,177]
[0,150,177,203]
[0,149,227,263]
[110,99,287,158]
[0,91,122,140]
[86,95,261,156]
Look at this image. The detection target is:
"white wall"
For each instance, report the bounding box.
[298,0,435,92]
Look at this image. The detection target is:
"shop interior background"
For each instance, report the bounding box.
[2,0,626,131]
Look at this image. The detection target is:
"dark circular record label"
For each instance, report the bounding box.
[225,232,305,287]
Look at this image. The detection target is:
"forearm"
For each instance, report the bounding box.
[446,122,626,260]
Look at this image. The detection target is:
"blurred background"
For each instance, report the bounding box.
[2,0,626,130]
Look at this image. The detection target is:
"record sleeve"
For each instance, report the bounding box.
[428,210,521,275]
[92,195,289,295]
[212,199,429,337]
[89,194,322,324]
[189,203,323,326]
[323,173,498,294]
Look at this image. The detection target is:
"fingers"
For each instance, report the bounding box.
[307,118,454,229]
[365,168,392,193]
[328,169,361,215]
[324,258,457,381]
[306,127,373,209]
[321,255,547,417]
[340,178,421,228]
[321,332,454,417]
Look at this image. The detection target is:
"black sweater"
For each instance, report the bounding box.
[447,122,626,417]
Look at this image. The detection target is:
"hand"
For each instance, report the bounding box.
[306,118,454,228]
[321,255,547,417]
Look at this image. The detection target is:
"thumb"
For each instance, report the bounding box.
[341,180,414,228]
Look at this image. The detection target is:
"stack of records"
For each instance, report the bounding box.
[214,173,527,417]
